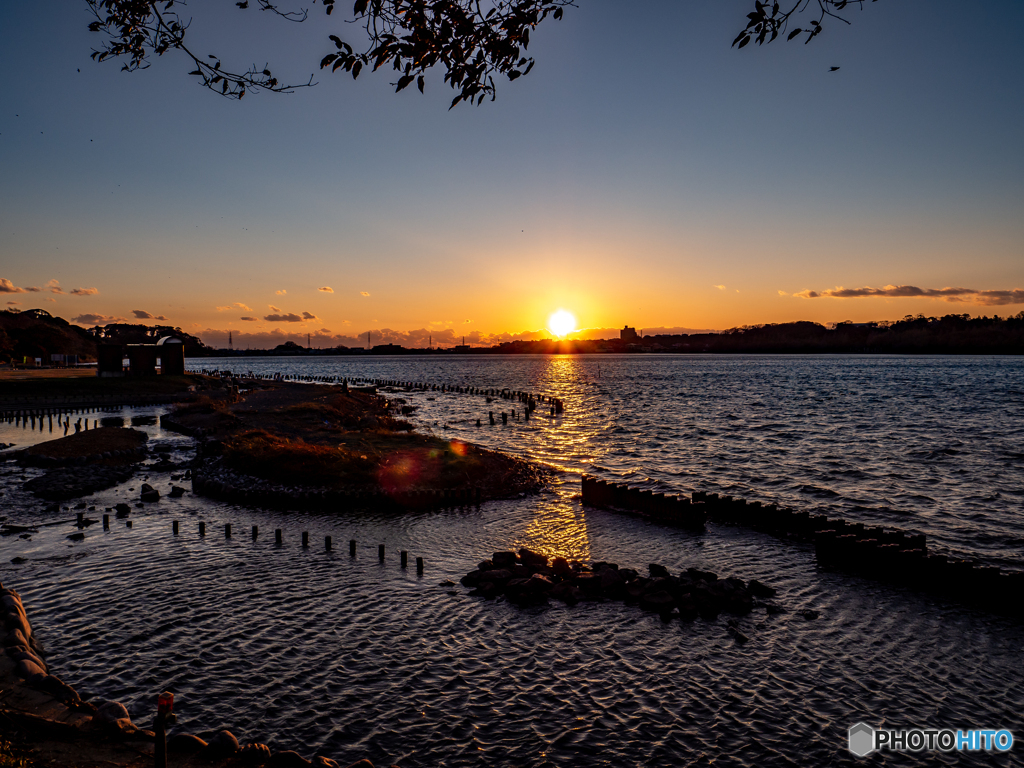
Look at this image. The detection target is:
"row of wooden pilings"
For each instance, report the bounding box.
[0,404,142,439]
[185,521,425,572]
[581,475,705,531]
[186,369,567,416]
[87,512,427,573]
[581,476,1023,612]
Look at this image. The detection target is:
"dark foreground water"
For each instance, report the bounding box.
[1,355,1022,766]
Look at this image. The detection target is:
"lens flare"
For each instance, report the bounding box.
[548,309,576,338]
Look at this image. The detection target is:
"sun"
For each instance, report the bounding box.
[547,309,577,338]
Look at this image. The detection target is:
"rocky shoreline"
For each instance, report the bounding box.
[0,583,399,767]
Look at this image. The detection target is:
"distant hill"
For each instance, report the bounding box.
[0,309,98,362]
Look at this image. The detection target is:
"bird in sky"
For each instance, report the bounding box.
[829,66,841,72]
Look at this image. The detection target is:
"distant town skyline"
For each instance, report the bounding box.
[2,2,1022,348]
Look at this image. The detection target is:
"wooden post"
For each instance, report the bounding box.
[199,521,206,536]
[350,539,356,556]
[126,520,133,528]
[275,528,282,544]
[77,512,84,527]
[325,535,332,551]
[416,556,424,574]
[103,514,109,529]
[252,525,258,539]
[400,551,408,568]
[172,520,179,535]
[225,523,231,538]
[302,531,309,548]
[379,544,385,561]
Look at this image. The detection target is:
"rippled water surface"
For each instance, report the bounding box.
[2,355,1023,766]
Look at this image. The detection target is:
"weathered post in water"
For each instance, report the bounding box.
[154,691,175,768]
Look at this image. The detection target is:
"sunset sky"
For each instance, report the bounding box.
[1,1,1022,348]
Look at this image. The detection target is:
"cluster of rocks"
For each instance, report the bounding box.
[22,464,136,501]
[2,583,82,708]
[461,549,788,629]
[1,582,398,767]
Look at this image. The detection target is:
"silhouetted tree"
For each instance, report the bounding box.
[86,1,875,106]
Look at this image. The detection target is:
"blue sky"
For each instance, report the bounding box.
[1,1,1022,346]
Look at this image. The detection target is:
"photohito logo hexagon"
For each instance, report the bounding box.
[849,723,875,756]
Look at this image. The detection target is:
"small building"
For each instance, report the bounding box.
[620,326,639,343]
[157,336,185,375]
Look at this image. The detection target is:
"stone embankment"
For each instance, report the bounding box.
[461,549,793,642]
[0,583,398,767]
[582,476,1024,614]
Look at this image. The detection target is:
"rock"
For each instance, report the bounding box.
[460,570,483,588]
[551,557,571,575]
[519,548,548,567]
[343,760,374,768]
[599,567,626,595]
[205,730,240,755]
[139,483,160,502]
[37,675,80,702]
[10,557,26,565]
[114,503,131,517]
[764,602,787,615]
[169,486,186,498]
[477,569,512,587]
[549,581,581,605]
[238,743,273,763]
[269,750,313,767]
[648,563,670,578]
[94,700,131,726]
[14,657,46,680]
[67,532,85,542]
[800,609,820,621]
[167,733,208,755]
[311,758,340,767]
[491,551,516,569]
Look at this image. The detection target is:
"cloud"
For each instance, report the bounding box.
[6,301,20,306]
[70,287,99,296]
[318,286,334,293]
[276,289,287,295]
[46,279,64,294]
[714,285,726,291]
[234,302,251,311]
[269,304,282,312]
[45,297,56,302]
[132,309,168,321]
[240,316,257,322]
[360,291,370,297]
[71,313,125,325]
[794,284,1024,306]
[778,290,788,296]
[301,311,317,321]
[0,278,28,294]
[264,313,304,323]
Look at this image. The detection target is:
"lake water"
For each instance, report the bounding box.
[2,355,1022,766]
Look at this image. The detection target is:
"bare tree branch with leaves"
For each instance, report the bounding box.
[85,1,878,105]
